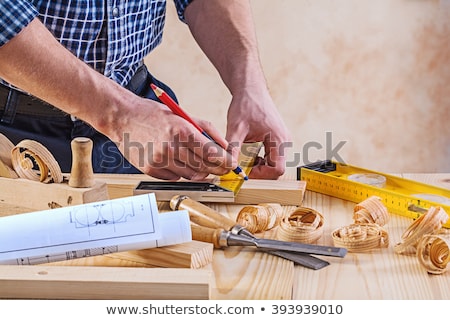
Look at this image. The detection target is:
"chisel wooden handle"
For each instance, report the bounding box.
[190,224,227,249]
[171,195,235,230]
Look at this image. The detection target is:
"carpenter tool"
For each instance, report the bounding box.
[170,195,346,269]
[133,142,263,203]
[298,160,450,228]
[134,181,234,202]
[189,224,345,257]
[190,224,329,270]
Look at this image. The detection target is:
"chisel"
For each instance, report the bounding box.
[191,224,346,257]
[191,223,329,269]
[171,195,335,268]
[171,195,346,256]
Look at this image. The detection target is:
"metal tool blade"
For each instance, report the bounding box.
[263,250,330,270]
[226,233,347,257]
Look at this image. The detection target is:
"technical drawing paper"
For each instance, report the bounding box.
[0,193,190,264]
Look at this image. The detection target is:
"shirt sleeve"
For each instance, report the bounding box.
[173,0,195,22]
[0,0,39,47]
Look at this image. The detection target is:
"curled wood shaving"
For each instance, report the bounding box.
[0,133,18,178]
[394,206,449,255]
[331,223,389,252]
[353,196,389,226]
[0,133,15,168]
[416,230,450,274]
[276,207,324,243]
[331,196,390,252]
[11,139,63,183]
[235,203,283,233]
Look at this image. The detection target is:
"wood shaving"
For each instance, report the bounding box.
[332,196,390,252]
[11,139,63,183]
[276,207,324,243]
[235,203,283,233]
[394,206,448,255]
[353,196,389,226]
[416,230,450,274]
[332,223,389,252]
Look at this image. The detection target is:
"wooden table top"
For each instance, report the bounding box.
[1,172,450,299]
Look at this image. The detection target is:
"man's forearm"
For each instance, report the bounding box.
[0,18,136,142]
[185,0,266,95]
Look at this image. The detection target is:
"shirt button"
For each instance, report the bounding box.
[112,7,119,17]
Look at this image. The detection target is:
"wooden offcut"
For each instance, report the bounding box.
[108,240,214,269]
[0,265,210,300]
[234,179,306,205]
[45,240,213,269]
[0,177,109,210]
[97,174,305,205]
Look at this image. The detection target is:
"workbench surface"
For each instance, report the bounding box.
[1,173,450,300]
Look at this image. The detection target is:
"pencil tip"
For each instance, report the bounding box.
[238,170,248,180]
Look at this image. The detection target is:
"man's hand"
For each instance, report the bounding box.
[185,0,292,179]
[114,98,236,180]
[225,85,291,179]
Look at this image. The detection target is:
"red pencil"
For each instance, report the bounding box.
[150,83,248,180]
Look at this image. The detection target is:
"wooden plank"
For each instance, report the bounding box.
[209,247,295,299]
[0,265,210,300]
[196,202,296,299]
[110,241,213,269]
[0,177,109,210]
[96,174,305,205]
[234,179,305,205]
[45,241,213,269]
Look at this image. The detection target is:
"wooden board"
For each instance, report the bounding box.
[0,177,109,210]
[45,240,213,269]
[96,174,306,205]
[234,179,306,205]
[110,241,214,269]
[0,265,210,300]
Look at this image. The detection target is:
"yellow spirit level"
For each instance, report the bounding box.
[297,160,450,228]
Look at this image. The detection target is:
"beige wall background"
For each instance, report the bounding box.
[145,0,450,174]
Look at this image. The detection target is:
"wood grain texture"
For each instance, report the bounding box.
[2,173,450,299]
[200,202,295,299]
[291,173,450,300]
[110,241,214,269]
[0,265,210,300]
[209,247,295,299]
[96,173,306,205]
[234,179,305,205]
[0,177,109,210]
[46,240,214,269]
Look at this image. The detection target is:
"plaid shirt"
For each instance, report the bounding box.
[0,0,192,87]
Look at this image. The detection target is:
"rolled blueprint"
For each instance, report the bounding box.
[0,193,191,265]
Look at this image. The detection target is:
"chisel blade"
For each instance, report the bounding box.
[226,233,347,257]
[264,250,330,270]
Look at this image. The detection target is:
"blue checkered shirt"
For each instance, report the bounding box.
[0,0,192,87]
